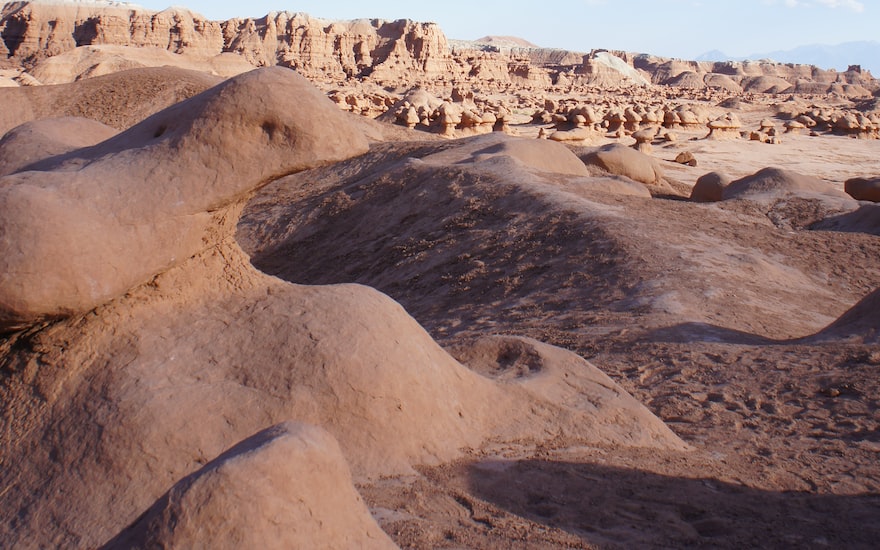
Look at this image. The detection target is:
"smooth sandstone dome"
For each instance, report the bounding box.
[0,66,224,136]
[723,167,853,202]
[579,143,664,186]
[421,132,590,177]
[0,66,370,330]
[0,116,118,176]
[691,171,731,203]
[105,422,396,550]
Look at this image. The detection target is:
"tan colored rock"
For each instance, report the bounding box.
[106,423,396,549]
[675,151,697,167]
[845,177,880,202]
[706,113,742,140]
[0,66,223,137]
[690,171,731,202]
[0,67,369,330]
[0,4,224,61]
[796,114,817,128]
[427,133,590,177]
[0,116,118,177]
[437,101,463,137]
[548,126,598,144]
[704,73,743,93]
[0,128,688,547]
[399,105,420,129]
[785,120,806,134]
[580,143,664,185]
[723,167,854,203]
[624,107,643,131]
[632,126,658,153]
[741,75,793,94]
[2,2,874,96]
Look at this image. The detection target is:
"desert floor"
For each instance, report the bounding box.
[239,110,880,548]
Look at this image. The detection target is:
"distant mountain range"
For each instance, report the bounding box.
[697,41,879,74]
[473,36,541,49]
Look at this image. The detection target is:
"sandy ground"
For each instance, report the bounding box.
[240,115,880,548]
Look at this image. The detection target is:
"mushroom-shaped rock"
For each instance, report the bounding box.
[605,108,625,132]
[706,113,742,140]
[759,118,776,130]
[632,127,658,154]
[678,110,701,126]
[493,106,512,133]
[581,106,601,125]
[845,177,880,202]
[663,110,681,128]
[0,67,370,331]
[835,113,862,132]
[437,102,463,137]
[399,106,420,129]
[784,120,806,134]
[106,423,396,549]
[796,114,817,128]
[580,143,664,186]
[623,107,643,131]
[480,112,497,132]
[461,109,486,133]
[690,171,731,202]
[643,109,661,125]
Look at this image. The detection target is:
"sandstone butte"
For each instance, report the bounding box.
[0,0,877,94]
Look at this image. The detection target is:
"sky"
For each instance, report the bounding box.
[130,0,878,63]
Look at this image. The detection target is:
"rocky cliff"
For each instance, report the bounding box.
[1,1,877,94]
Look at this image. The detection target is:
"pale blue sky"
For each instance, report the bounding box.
[133,0,878,63]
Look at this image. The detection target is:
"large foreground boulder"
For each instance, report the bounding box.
[0,66,370,330]
[105,423,396,550]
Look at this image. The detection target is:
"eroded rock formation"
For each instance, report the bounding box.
[0,67,685,548]
[2,1,877,94]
